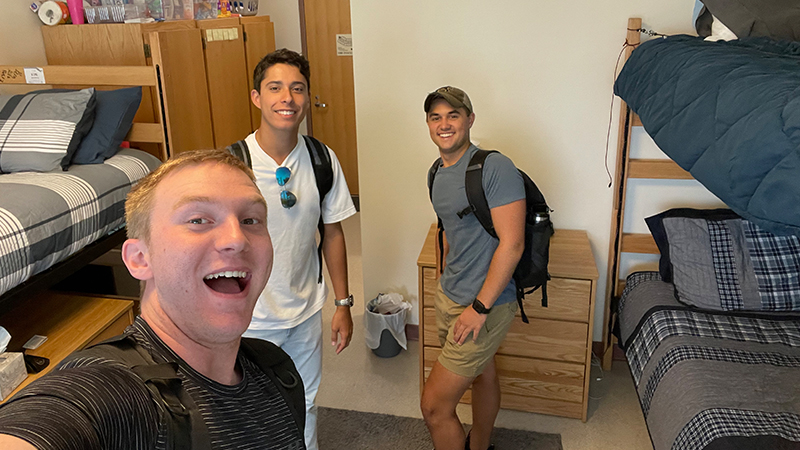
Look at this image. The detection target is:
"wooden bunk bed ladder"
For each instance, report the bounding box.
[600,18,693,370]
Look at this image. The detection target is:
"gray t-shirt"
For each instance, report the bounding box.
[430,144,525,306]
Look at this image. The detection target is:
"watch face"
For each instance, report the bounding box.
[472,299,490,314]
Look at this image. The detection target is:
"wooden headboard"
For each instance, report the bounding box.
[0,64,168,161]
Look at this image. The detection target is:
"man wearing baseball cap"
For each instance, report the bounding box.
[421,86,526,450]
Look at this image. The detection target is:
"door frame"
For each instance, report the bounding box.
[298,0,314,135]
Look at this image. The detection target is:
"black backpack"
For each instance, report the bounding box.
[70,333,307,450]
[428,149,554,323]
[227,135,333,283]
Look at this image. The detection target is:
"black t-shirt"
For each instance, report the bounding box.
[0,317,305,450]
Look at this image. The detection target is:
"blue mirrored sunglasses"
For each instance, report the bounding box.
[275,166,297,209]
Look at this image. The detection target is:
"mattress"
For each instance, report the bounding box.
[618,271,800,450]
[0,148,161,297]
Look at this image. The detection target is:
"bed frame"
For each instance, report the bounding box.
[0,64,168,315]
[599,18,695,370]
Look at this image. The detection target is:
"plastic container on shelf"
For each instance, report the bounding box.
[66,0,84,23]
[193,0,217,20]
[147,0,193,20]
[238,0,258,16]
[85,4,148,23]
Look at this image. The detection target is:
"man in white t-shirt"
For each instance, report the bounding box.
[242,48,357,450]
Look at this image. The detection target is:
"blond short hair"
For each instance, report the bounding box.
[125,149,257,242]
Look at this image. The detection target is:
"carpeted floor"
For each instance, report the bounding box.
[318,407,563,450]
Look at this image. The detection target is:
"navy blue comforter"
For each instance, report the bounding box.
[614,35,800,237]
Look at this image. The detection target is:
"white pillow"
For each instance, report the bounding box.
[705,14,738,41]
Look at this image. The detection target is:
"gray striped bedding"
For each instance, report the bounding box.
[618,271,800,450]
[0,148,161,297]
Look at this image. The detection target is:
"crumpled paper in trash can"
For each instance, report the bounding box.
[364,293,411,350]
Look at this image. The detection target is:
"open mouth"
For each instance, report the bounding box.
[203,270,249,294]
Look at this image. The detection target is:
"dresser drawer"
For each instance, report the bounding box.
[422,273,590,323]
[421,267,437,308]
[423,308,588,363]
[423,346,585,417]
[520,277,591,322]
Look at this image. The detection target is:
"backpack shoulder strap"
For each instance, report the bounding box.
[463,149,499,239]
[428,158,445,273]
[303,135,334,284]
[86,334,211,450]
[427,157,443,202]
[225,139,253,169]
[239,338,306,434]
[303,135,333,199]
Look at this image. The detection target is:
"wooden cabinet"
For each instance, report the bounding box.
[41,17,276,155]
[0,292,134,402]
[417,226,598,421]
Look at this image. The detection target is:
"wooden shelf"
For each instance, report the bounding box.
[0,292,134,402]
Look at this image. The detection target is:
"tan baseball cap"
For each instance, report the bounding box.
[424,86,473,115]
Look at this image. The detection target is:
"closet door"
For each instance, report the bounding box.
[149,29,214,155]
[197,19,252,148]
[240,16,277,132]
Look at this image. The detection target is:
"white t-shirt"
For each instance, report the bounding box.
[245,132,357,330]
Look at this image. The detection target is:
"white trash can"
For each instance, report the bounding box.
[364,293,411,358]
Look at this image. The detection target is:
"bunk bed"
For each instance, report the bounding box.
[603,18,800,450]
[0,64,168,313]
[0,64,171,398]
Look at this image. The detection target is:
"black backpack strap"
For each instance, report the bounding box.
[86,334,211,450]
[303,135,334,284]
[428,158,445,274]
[239,338,306,435]
[463,150,499,238]
[225,139,253,169]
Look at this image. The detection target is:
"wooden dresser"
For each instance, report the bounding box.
[0,292,134,402]
[417,225,598,421]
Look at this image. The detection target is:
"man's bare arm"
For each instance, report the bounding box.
[452,198,525,345]
[322,222,353,354]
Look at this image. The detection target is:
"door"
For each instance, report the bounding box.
[302,0,359,195]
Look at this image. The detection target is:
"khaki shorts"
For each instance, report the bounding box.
[435,284,517,378]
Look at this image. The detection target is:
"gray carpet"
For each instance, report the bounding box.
[318,407,563,450]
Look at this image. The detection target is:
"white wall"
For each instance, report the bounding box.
[0,1,48,94]
[257,0,303,52]
[351,0,698,340]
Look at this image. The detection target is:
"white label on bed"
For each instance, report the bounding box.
[24,67,45,84]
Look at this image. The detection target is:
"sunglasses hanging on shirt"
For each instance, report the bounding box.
[275,166,297,209]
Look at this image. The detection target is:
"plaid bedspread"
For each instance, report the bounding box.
[618,272,800,450]
[0,148,160,297]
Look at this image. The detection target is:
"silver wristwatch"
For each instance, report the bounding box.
[334,294,354,307]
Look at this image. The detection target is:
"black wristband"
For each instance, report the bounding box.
[472,298,492,314]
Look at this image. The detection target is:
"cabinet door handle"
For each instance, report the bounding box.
[314,96,327,108]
